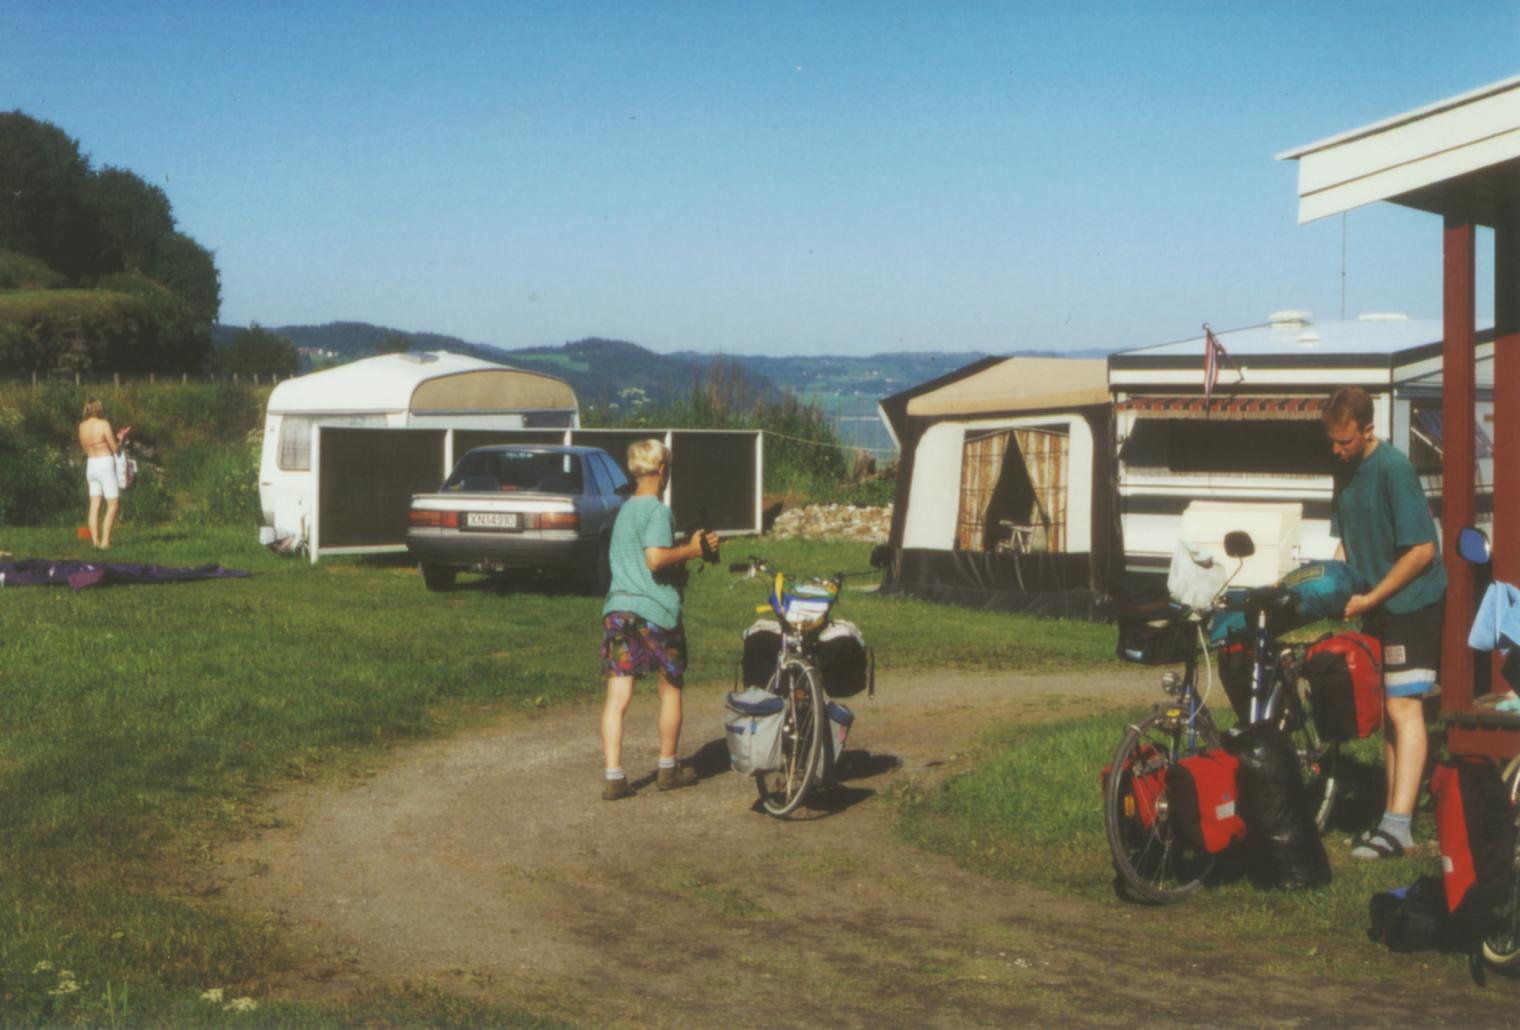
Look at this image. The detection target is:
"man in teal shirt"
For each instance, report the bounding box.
[598,439,721,801]
[1325,387,1446,858]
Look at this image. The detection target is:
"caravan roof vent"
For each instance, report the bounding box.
[1297,331,1321,346]
[1356,312,1410,321]
[398,351,441,364]
[1269,310,1313,329]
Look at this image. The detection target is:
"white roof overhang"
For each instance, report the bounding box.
[1278,73,1520,225]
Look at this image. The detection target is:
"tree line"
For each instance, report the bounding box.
[0,110,223,375]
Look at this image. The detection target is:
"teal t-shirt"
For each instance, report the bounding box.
[602,495,682,629]
[1328,441,1446,614]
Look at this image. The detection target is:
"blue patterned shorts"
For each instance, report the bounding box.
[601,612,686,687]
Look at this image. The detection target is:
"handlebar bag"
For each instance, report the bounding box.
[724,688,785,775]
[1115,600,1194,665]
[1101,743,1168,830]
[741,620,782,688]
[817,619,870,698]
[1166,749,1247,854]
[1304,632,1383,741]
[1430,758,1518,917]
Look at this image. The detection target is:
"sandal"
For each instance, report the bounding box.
[1350,828,1406,860]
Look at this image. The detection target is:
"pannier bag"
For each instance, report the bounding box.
[1165,749,1247,854]
[1101,744,1169,830]
[724,688,785,775]
[1368,876,1468,954]
[741,620,782,688]
[1304,632,1383,741]
[1228,722,1331,889]
[816,619,871,698]
[1116,600,1195,665]
[1430,758,1518,917]
[1278,560,1367,629]
[1217,633,1255,724]
[825,701,854,763]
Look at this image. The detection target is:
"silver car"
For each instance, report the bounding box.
[406,444,628,592]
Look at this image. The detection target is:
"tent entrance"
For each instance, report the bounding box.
[955,425,1069,553]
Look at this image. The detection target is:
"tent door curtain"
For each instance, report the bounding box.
[955,426,1069,553]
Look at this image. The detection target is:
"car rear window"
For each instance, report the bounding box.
[444,450,583,493]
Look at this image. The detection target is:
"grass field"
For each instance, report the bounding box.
[0,526,1114,1023]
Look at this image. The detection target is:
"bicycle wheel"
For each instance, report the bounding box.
[756,658,826,818]
[1480,755,1520,973]
[1103,706,1224,904]
[1281,679,1340,832]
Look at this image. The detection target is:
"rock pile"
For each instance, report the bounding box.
[769,503,893,542]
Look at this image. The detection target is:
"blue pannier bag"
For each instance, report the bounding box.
[1279,560,1367,628]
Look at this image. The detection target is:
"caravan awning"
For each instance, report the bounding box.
[904,357,1108,417]
[1116,395,1326,420]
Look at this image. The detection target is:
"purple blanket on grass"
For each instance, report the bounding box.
[0,560,251,590]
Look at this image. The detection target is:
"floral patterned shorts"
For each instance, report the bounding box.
[601,612,686,687]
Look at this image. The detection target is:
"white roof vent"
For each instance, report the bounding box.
[1357,312,1410,321]
[1297,331,1321,346]
[1269,309,1313,329]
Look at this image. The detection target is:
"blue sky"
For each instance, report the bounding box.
[2,2,1516,356]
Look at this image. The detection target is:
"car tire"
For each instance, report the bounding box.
[420,563,457,592]
[585,537,612,596]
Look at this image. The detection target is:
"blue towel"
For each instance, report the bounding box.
[1468,580,1520,654]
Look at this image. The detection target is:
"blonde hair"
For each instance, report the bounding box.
[626,438,669,478]
[82,398,104,420]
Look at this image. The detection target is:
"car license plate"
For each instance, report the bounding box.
[465,512,520,530]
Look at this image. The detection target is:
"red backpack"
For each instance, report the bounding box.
[1304,632,1383,741]
[1430,758,1518,916]
[1166,749,1247,853]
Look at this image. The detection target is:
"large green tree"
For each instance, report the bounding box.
[86,166,175,274]
[214,324,298,377]
[0,111,104,280]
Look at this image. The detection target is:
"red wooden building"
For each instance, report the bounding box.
[1282,75,1520,759]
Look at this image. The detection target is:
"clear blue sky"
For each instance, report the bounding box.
[2,2,1515,356]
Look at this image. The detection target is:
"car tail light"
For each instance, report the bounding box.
[536,510,580,531]
[408,510,459,529]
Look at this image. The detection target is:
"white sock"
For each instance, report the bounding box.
[605,767,624,780]
[658,756,677,769]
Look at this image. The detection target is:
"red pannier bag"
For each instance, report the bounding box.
[1166,749,1247,853]
[1430,758,1519,916]
[1101,744,1168,829]
[1303,632,1383,741]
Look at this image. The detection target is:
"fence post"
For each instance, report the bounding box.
[113,373,120,389]
[182,373,188,385]
[149,373,155,385]
[254,373,260,386]
[75,372,80,386]
[31,371,37,389]
[233,373,239,384]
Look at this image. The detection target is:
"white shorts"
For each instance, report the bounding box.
[86,455,119,500]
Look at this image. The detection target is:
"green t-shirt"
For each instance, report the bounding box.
[602,495,682,629]
[1328,440,1446,615]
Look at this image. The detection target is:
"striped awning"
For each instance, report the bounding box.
[1115,395,1327,420]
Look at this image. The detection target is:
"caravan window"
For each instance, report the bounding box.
[277,415,387,471]
[1120,420,1332,477]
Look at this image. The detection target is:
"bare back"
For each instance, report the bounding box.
[78,417,116,457]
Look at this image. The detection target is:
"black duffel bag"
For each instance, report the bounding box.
[1228,722,1331,890]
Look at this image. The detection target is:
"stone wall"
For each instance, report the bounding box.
[768,503,892,542]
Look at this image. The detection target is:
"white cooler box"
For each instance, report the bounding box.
[1178,500,1303,588]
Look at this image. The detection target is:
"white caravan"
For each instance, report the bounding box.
[257,351,578,552]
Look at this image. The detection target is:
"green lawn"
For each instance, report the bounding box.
[0,525,1114,1023]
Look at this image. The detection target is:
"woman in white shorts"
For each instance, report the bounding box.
[77,398,129,549]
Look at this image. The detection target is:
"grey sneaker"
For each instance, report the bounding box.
[656,764,698,791]
[602,776,635,801]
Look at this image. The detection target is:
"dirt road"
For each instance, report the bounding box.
[208,669,1516,1026]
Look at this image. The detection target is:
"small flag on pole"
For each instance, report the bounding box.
[1203,324,1230,404]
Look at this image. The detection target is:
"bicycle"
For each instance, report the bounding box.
[1104,532,1340,904]
[727,556,871,818]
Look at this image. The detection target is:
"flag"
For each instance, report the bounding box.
[1203,324,1229,403]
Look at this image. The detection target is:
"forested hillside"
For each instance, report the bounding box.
[0,111,220,375]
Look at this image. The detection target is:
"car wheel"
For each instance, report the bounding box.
[420,563,457,592]
[585,537,612,596]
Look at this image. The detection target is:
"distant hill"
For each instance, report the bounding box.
[214,321,1112,450]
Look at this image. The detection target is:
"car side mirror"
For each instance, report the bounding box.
[1223,531,1255,559]
[1456,526,1491,565]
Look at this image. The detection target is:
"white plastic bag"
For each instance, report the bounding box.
[1167,540,1227,611]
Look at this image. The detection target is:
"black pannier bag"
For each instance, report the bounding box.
[816,619,871,698]
[741,620,781,687]
[1368,876,1468,953]
[1227,722,1331,890]
[1116,600,1194,665]
[1216,632,1255,724]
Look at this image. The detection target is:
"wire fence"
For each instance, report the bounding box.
[1,371,286,388]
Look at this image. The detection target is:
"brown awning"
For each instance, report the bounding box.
[1116,395,1327,420]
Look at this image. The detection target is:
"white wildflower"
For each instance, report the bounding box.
[200,987,225,1003]
[47,977,80,997]
[31,960,54,973]
[225,997,258,1013]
